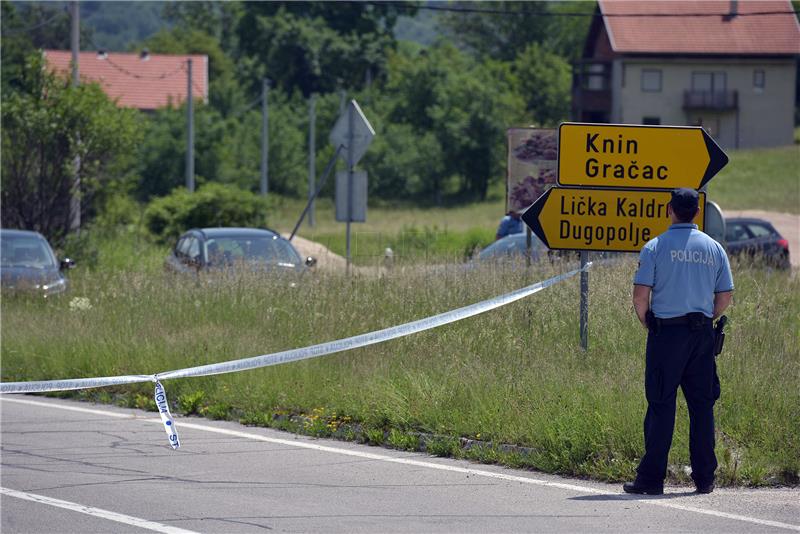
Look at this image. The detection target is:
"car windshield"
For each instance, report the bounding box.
[1,235,57,269]
[205,236,301,266]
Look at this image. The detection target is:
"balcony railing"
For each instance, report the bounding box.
[683,90,738,111]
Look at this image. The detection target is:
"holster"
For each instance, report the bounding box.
[713,315,728,356]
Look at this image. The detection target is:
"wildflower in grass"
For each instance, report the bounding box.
[69,297,92,311]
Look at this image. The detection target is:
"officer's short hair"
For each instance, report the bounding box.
[670,188,699,222]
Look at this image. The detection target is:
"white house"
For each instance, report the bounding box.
[573,0,800,149]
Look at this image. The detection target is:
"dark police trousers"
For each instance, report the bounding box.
[636,319,720,488]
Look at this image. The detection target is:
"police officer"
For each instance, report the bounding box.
[495,210,523,240]
[624,188,734,496]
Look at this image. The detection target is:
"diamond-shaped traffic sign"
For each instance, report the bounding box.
[329,100,375,167]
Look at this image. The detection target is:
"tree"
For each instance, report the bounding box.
[513,43,572,126]
[1,1,91,95]
[382,43,524,202]
[162,1,242,57]
[438,1,552,61]
[439,1,594,62]
[235,2,414,96]
[81,1,169,52]
[134,93,307,201]
[1,54,140,243]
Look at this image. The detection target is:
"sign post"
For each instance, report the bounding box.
[522,122,728,350]
[330,100,375,273]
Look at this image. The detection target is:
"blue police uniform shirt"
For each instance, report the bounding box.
[634,223,734,319]
[497,215,523,238]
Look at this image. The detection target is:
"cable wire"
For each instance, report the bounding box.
[1,6,68,35]
[85,35,189,81]
[377,1,799,18]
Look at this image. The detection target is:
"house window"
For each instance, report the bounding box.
[753,69,765,92]
[586,64,605,90]
[641,69,662,92]
[642,117,661,125]
[579,63,608,91]
[692,71,726,92]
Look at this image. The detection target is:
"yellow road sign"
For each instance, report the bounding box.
[522,187,706,252]
[558,123,727,190]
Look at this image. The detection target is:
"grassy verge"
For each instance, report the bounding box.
[706,145,800,214]
[2,254,797,486]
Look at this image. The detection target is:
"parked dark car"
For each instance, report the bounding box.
[1,229,75,297]
[164,227,316,277]
[477,232,548,263]
[724,217,790,269]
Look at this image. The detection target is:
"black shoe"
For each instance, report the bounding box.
[695,483,714,494]
[623,481,663,495]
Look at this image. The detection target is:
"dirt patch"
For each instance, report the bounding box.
[724,210,799,267]
[284,234,386,276]
[285,235,347,274]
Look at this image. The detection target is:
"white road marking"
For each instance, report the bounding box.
[4,397,800,532]
[0,486,199,534]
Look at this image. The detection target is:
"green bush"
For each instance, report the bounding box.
[144,183,271,243]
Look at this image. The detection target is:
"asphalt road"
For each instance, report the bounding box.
[2,396,798,534]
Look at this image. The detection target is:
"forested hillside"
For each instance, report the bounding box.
[1,0,594,244]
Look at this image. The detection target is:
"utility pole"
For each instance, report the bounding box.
[261,78,269,196]
[345,101,355,274]
[71,3,79,87]
[69,1,81,233]
[308,93,316,226]
[186,58,194,192]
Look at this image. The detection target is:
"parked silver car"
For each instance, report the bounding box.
[1,229,75,297]
[164,227,316,277]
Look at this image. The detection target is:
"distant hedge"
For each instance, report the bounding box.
[144,183,271,243]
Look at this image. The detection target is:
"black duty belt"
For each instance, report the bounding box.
[656,314,713,326]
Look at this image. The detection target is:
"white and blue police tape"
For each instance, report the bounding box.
[0,373,155,394]
[155,380,180,449]
[1,264,589,393]
[154,265,589,381]
[1,264,590,447]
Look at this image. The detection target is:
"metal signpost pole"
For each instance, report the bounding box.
[580,251,589,350]
[70,1,81,234]
[346,101,355,274]
[261,78,269,197]
[186,58,194,192]
[308,94,316,226]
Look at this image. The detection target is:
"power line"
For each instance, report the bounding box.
[105,56,186,80]
[227,95,263,120]
[187,67,206,97]
[85,36,187,81]
[378,1,799,18]
[1,6,68,35]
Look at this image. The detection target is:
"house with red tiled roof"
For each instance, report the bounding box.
[44,50,208,111]
[573,0,800,148]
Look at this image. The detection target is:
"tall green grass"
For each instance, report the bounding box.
[705,145,799,214]
[2,256,797,485]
